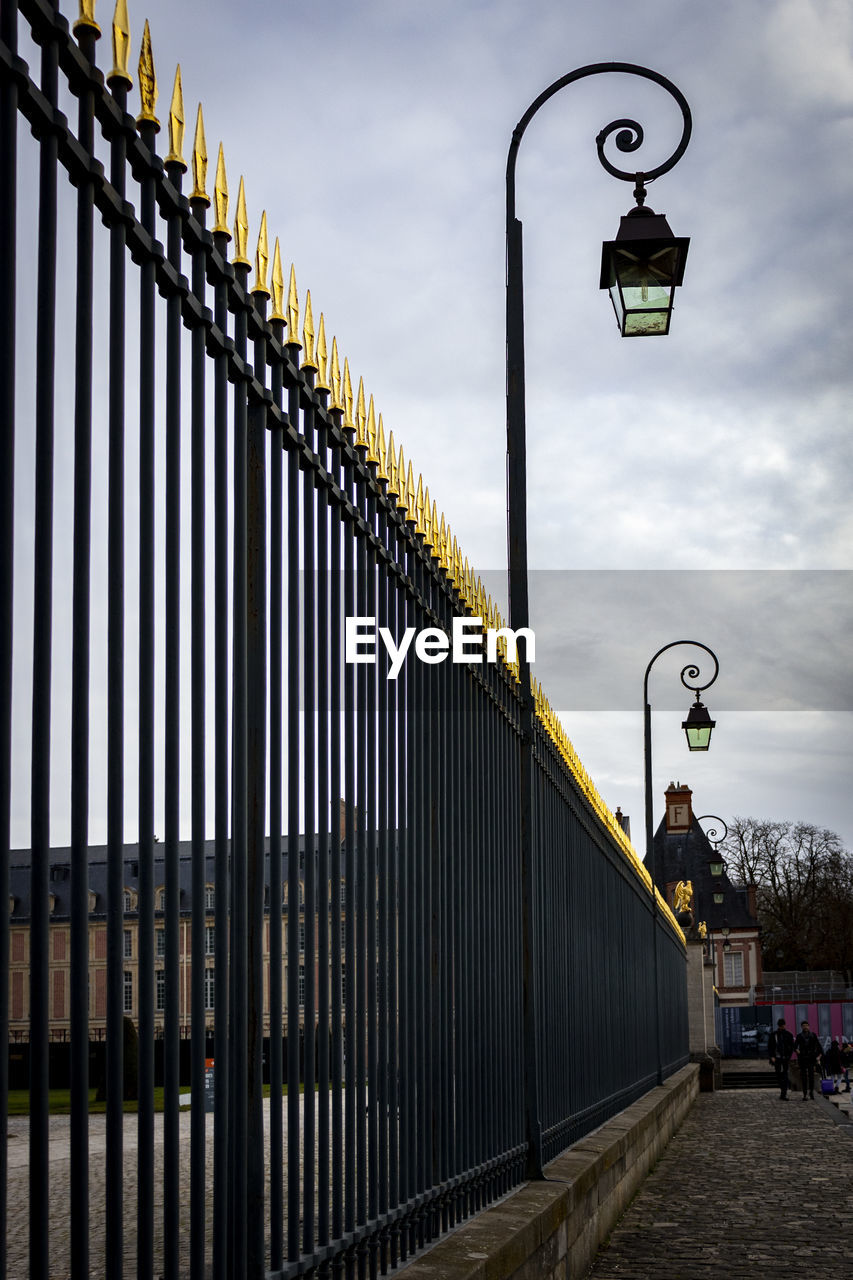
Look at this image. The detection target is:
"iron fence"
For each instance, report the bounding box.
[0,2,688,1277]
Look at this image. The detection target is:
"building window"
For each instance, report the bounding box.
[156,887,166,912]
[298,964,305,1009]
[123,929,133,959]
[204,968,215,1012]
[156,970,165,1011]
[205,885,215,911]
[122,889,133,912]
[156,928,165,958]
[340,962,346,1010]
[723,950,744,986]
[123,971,133,1014]
[298,921,305,954]
[205,925,215,956]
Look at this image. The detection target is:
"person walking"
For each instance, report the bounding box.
[792,1020,823,1100]
[768,1018,794,1100]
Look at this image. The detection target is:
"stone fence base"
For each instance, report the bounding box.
[399,1063,700,1280]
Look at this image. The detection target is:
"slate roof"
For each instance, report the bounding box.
[8,836,318,921]
[647,817,758,931]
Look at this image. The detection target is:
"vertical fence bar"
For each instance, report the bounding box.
[211,219,231,1280]
[328,400,344,1265]
[375,480,390,1271]
[354,451,368,1267]
[28,13,59,1277]
[189,181,209,1280]
[163,149,185,1280]
[268,312,285,1273]
[136,106,158,1280]
[314,366,331,1274]
[0,2,15,1269]
[285,327,302,1266]
[247,285,268,1280]
[230,255,251,1277]
[69,15,99,1276]
[105,66,130,1280]
[363,456,378,1270]
[342,440,356,1271]
[301,355,317,1263]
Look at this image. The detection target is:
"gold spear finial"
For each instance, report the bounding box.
[136,19,158,127]
[165,65,186,168]
[301,291,317,369]
[74,1,101,38]
[422,488,433,546]
[286,265,301,346]
[430,500,440,557]
[395,447,409,511]
[386,431,398,495]
[330,338,343,410]
[354,377,368,448]
[311,312,326,386]
[415,475,425,534]
[212,143,230,236]
[232,176,250,264]
[252,211,270,296]
[108,0,132,87]
[405,460,417,522]
[376,414,389,481]
[343,360,355,432]
[190,103,209,203]
[270,237,285,320]
[366,397,378,463]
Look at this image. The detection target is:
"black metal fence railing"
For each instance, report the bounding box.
[0,3,689,1278]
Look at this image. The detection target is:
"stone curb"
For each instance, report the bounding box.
[398,1064,699,1280]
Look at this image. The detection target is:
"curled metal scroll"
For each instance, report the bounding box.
[507,62,692,221]
[696,815,728,848]
[643,640,719,705]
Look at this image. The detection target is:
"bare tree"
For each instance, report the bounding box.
[721,818,853,974]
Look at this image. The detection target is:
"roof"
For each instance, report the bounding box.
[646,817,759,931]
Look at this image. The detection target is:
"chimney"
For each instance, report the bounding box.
[664,781,693,833]
[615,807,631,840]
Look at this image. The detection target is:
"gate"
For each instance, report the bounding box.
[0,3,688,1277]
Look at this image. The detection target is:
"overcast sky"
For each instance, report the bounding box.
[10,0,853,852]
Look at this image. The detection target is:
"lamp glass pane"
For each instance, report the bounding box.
[685,723,713,751]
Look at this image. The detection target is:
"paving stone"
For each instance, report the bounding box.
[586,1090,853,1279]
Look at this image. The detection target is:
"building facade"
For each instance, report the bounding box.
[649,782,763,1008]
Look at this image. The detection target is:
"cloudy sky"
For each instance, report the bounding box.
[10,0,853,851]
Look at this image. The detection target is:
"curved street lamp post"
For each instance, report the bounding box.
[643,641,719,1084]
[505,65,692,1177]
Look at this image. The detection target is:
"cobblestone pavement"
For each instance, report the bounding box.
[587,1087,853,1279]
[6,1098,316,1278]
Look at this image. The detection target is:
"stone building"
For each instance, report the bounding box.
[649,782,763,1008]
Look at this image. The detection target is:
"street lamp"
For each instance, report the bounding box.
[504,65,692,1179]
[696,814,729,903]
[682,696,716,751]
[643,641,719,1084]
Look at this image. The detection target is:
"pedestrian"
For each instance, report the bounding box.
[841,1041,852,1092]
[768,1017,794,1100]
[792,1020,823,1100]
[825,1039,842,1093]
